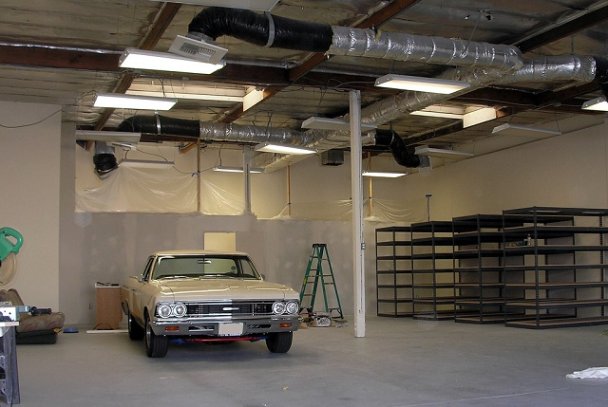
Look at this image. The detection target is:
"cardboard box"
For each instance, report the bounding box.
[95,283,122,330]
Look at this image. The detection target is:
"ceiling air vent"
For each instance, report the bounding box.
[169,35,228,64]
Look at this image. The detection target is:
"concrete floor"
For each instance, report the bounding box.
[11,317,608,406]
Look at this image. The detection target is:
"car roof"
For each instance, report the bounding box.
[153,249,250,257]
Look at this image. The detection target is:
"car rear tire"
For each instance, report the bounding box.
[128,311,144,341]
[145,315,169,358]
[266,331,293,353]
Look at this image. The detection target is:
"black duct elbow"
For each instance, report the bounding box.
[117,115,200,138]
[188,7,333,52]
[375,130,421,168]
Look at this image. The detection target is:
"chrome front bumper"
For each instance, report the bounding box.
[149,315,299,337]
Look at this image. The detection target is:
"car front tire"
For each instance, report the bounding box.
[128,311,144,341]
[266,331,293,353]
[145,315,169,358]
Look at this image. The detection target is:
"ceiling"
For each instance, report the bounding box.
[2,0,608,168]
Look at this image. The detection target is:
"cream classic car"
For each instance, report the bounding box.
[121,250,300,358]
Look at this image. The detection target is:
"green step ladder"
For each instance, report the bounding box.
[299,243,344,319]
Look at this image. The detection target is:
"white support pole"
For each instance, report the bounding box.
[243,146,253,215]
[349,90,366,338]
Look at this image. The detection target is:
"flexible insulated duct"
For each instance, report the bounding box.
[187,7,522,71]
[375,130,420,168]
[117,115,319,146]
[188,7,332,51]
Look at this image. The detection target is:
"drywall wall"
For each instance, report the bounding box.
[0,101,61,309]
[401,119,608,219]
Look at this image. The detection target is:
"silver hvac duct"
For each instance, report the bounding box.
[328,26,523,71]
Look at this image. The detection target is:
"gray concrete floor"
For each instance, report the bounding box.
[11,317,608,406]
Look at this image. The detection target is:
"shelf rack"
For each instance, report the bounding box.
[410,221,458,320]
[502,207,608,328]
[452,214,514,324]
[375,226,413,317]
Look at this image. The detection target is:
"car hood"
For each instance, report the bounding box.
[154,278,299,302]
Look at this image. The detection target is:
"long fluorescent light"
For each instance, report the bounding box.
[414,146,473,159]
[75,130,141,143]
[492,123,561,136]
[120,159,174,168]
[119,48,225,75]
[212,165,264,174]
[582,96,608,111]
[94,93,176,110]
[362,171,407,178]
[254,143,316,155]
[375,74,470,94]
[301,117,377,131]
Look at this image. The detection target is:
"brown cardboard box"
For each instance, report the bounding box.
[95,283,122,330]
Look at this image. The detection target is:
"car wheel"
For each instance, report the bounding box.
[127,311,144,341]
[266,331,293,353]
[144,315,169,358]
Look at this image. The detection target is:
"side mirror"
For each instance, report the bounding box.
[129,275,143,283]
[260,274,266,280]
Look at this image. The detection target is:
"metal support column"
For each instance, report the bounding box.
[350,90,366,338]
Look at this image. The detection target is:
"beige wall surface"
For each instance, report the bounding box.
[6,100,608,325]
[0,101,61,310]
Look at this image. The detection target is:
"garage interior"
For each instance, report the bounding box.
[3,0,608,405]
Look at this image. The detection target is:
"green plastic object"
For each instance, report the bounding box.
[0,227,23,262]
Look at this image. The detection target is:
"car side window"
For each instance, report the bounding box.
[142,257,155,281]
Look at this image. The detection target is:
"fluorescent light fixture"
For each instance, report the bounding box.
[212,165,264,174]
[148,0,279,11]
[120,159,174,168]
[75,130,141,143]
[375,74,470,94]
[301,117,377,131]
[492,123,561,136]
[254,142,316,155]
[582,95,608,111]
[94,93,176,110]
[119,48,225,75]
[362,171,407,178]
[414,146,473,159]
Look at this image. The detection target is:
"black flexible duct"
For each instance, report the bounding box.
[375,130,421,168]
[188,7,333,52]
[117,115,200,137]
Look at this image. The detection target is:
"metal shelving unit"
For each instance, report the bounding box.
[410,221,457,320]
[375,227,413,317]
[452,214,511,324]
[502,207,608,328]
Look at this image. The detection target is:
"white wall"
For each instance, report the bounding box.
[0,101,61,309]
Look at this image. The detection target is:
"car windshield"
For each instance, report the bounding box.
[152,255,261,280]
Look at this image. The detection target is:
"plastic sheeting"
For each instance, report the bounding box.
[76,167,198,213]
[566,367,608,380]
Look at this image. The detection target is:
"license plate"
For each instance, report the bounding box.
[218,323,243,336]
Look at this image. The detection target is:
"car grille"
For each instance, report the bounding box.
[186,301,274,317]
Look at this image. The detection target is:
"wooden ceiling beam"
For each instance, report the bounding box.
[515,4,608,53]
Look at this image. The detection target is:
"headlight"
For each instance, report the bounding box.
[272,301,286,314]
[157,303,172,318]
[285,301,299,315]
[173,302,187,317]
